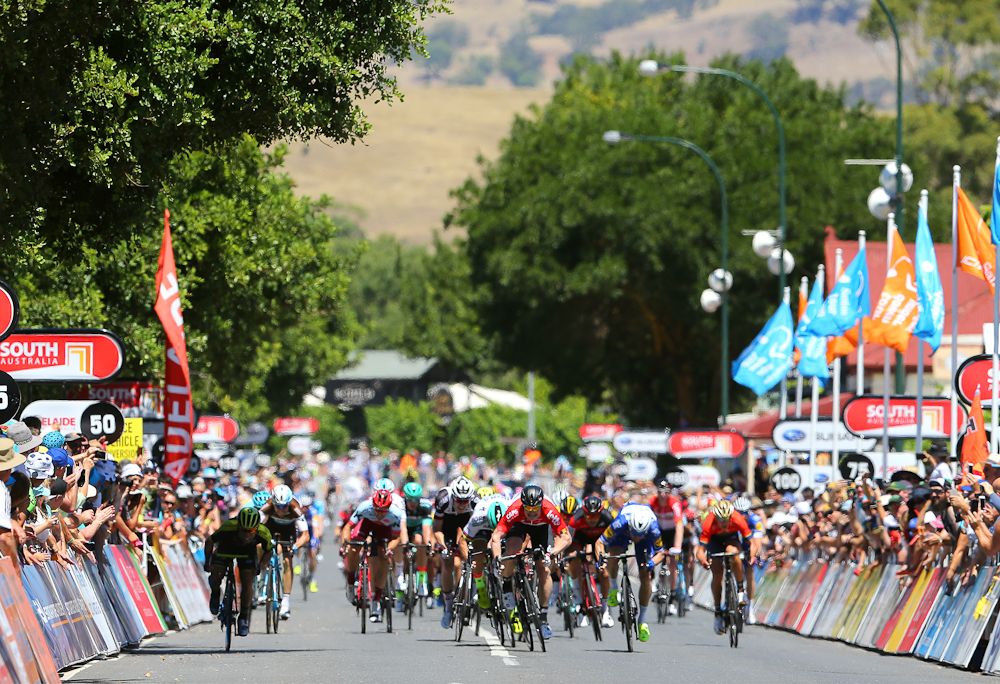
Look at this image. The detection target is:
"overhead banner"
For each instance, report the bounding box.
[154,209,194,484]
[0,329,124,382]
[772,419,877,452]
[843,395,967,439]
[192,415,239,443]
[21,400,101,434]
[68,381,164,419]
[612,430,669,454]
[273,416,319,436]
[578,423,623,442]
[0,280,18,342]
[668,430,747,458]
[955,354,996,408]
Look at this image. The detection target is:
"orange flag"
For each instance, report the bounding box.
[864,228,919,353]
[961,388,989,478]
[956,186,996,294]
[794,279,807,364]
[827,261,859,363]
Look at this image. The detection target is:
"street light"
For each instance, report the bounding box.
[603,130,731,423]
[640,59,788,301]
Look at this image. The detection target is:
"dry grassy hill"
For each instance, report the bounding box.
[281,0,896,244]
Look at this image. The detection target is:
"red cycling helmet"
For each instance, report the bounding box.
[373,490,393,510]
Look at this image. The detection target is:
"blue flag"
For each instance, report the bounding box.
[993,154,1000,245]
[805,248,871,337]
[913,199,945,351]
[732,302,795,396]
[795,276,829,379]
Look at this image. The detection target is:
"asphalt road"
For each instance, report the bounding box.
[67,556,987,684]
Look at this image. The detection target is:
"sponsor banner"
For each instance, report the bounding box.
[583,442,612,463]
[273,416,320,436]
[160,541,212,625]
[0,557,60,683]
[955,354,996,408]
[20,399,98,434]
[622,457,657,482]
[668,430,746,458]
[0,279,18,342]
[288,435,321,456]
[612,430,669,454]
[772,418,877,452]
[0,329,124,382]
[678,464,720,489]
[107,546,167,635]
[149,548,188,630]
[68,380,164,419]
[107,418,144,461]
[578,423,622,442]
[233,421,269,446]
[193,415,240,443]
[843,395,967,439]
[95,549,145,645]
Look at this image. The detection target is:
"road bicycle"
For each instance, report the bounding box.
[402,542,419,630]
[555,557,575,638]
[580,551,604,642]
[264,552,282,634]
[711,550,743,648]
[500,549,547,652]
[453,550,486,642]
[350,539,392,634]
[218,560,238,652]
[485,556,512,647]
[608,552,639,652]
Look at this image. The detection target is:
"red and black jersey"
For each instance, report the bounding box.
[699,511,752,544]
[495,498,567,536]
[567,508,613,544]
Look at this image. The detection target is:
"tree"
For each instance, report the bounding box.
[499,32,544,87]
[449,53,893,425]
[422,20,471,80]
[365,399,441,453]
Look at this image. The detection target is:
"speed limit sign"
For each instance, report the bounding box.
[80,401,125,444]
[0,371,20,423]
[770,467,802,494]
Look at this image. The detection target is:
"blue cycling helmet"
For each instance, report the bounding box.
[42,431,66,449]
[252,490,271,509]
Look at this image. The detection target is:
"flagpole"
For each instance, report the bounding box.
[916,189,928,457]
[832,248,843,484]
[858,230,867,454]
[951,166,961,461]
[796,276,808,418]
[882,215,896,478]
[808,265,825,489]
[992,137,1000,457]
[782,286,791,423]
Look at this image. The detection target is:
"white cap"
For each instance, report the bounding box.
[120,463,142,479]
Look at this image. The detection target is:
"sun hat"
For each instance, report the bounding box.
[41,431,66,450]
[0,438,25,471]
[120,462,142,479]
[7,421,43,453]
[25,451,54,479]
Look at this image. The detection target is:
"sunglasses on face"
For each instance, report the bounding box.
[524,504,541,514]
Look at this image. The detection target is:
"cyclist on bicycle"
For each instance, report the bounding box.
[696,499,757,635]
[260,484,310,619]
[566,494,615,628]
[433,476,479,629]
[344,489,408,623]
[400,482,434,608]
[734,494,765,624]
[204,506,274,637]
[298,494,321,594]
[461,493,509,609]
[489,484,572,640]
[649,480,685,615]
[602,502,665,643]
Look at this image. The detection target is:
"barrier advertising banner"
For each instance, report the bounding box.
[0,558,59,683]
[106,546,167,635]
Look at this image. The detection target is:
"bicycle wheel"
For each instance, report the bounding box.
[454,567,468,642]
[675,569,688,618]
[620,574,634,653]
[384,578,394,634]
[726,571,739,648]
[301,551,309,602]
[584,571,602,642]
[407,565,416,631]
[223,572,235,652]
[359,562,369,634]
[518,594,534,651]
[656,571,668,624]
[265,568,274,634]
[561,579,574,637]
[523,573,545,653]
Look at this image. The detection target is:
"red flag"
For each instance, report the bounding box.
[154,209,194,483]
[961,387,988,479]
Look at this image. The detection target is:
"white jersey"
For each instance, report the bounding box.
[463,494,508,539]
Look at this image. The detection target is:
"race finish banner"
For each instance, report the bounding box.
[843,395,968,439]
[0,279,19,342]
[154,209,194,483]
[68,381,164,419]
[0,330,124,382]
[668,430,747,459]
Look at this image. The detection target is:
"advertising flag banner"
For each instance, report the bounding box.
[956,187,996,293]
[154,210,194,484]
[961,388,988,476]
[732,302,795,396]
[807,248,871,337]
[864,228,919,354]
[913,200,945,351]
[796,274,829,379]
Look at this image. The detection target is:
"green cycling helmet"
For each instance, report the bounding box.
[486,500,508,529]
[238,506,261,530]
[403,482,423,499]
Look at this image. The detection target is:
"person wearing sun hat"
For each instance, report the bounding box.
[6,421,43,454]
[0,438,25,563]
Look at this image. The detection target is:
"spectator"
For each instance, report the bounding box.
[0,439,24,567]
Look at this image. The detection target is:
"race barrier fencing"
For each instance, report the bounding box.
[0,540,210,680]
[693,559,1000,672]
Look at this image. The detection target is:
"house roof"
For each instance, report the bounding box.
[823,226,993,369]
[333,350,438,381]
[722,393,856,439]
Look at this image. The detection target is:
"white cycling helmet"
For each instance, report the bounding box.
[451,476,476,500]
[734,495,752,513]
[273,484,293,507]
[374,477,394,492]
[627,506,656,535]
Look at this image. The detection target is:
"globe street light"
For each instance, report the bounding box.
[603,130,731,422]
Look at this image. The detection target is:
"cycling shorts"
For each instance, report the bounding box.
[506,522,550,551]
[439,513,472,544]
[705,532,742,556]
[210,550,260,572]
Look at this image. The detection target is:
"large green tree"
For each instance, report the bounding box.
[449,53,893,425]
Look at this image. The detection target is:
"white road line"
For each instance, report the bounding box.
[480,626,518,666]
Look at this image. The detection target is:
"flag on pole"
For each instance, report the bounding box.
[154,209,194,484]
[956,187,996,293]
[993,145,1000,245]
[826,260,858,362]
[795,274,829,379]
[793,280,807,365]
[732,301,795,396]
[913,198,945,352]
[865,228,919,353]
[806,248,871,337]
[961,387,988,478]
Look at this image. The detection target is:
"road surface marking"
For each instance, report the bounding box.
[480,626,518,666]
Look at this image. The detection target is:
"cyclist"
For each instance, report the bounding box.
[204,506,274,637]
[298,494,321,594]
[433,476,478,628]
[566,494,615,628]
[399,482,434,610]
[649,480,685,615]
[461,493,509,609]
[489,484,572,640]
[734,494,765,624]
[251,490,272,510]
[343,489,408,623]
[696,499,757,635]
[260,484,310,619]
[602,502,665,643]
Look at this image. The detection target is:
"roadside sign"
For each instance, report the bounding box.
[668,430,746,459]
[838,453,875,480]
[273,417,319,436]
[0,329,125,382]
[233,421,270,446]
[585,442,612,463]
[771,467,802,493]
[663,469,689,487]
[21,399,99,434]
[192,415,240,443]
[0,371,20,423]
[80,401,125,444]
[955,354,995,407]
[578,423,622,442]
[623,457,657,481]
[612,431,669,454]
[679,465,720,489]
[772,418,877,452]
[0,280,18,342]
[843,395,967,438]
[107,418,144,461]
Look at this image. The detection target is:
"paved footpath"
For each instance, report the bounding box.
[68,556,986,684]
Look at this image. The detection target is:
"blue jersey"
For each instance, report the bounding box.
[746,511,765,540]
[602,503,664,562]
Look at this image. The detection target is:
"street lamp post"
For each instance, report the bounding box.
[603,130,731,422]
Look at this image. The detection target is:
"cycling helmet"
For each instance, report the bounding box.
[238,506,261,530]
[403,482,423,500]
[627,506,656,535]
[372,490,393,510]
[299,495,314,508]
[273,484,293,507]
[520,484,543,507]
[486,500,508,528]
[251,490,271,509]
[476,485,496,498]
[734,495,752,513]
[560,495,578,517]
[551,488,569,507]
[657,479,671,492]
[712,500,735,520]
[582,495,603,515]
[375,477,395,492]
[451,476,475,501]
[41,431,66,450]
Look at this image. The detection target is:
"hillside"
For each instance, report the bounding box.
[281,0,898,243]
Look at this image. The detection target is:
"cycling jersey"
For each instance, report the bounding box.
[349,497,406,543]
[462,494,507,540]
[405,497,434,530]
[746,511,765,540]
[210,518,274,559]
[567,508,613,545]
[495,499,566,536]
[698,511,752,543]
[648,494,683,530]
[602,504,664,567]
